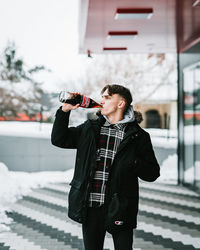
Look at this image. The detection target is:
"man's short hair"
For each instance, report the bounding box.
[101,84,132,113]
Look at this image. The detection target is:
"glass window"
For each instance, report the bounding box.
[183,62,200,188]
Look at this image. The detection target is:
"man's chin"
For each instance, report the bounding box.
[100,109,106,116]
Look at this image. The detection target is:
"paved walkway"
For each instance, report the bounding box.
[0,181,200,250]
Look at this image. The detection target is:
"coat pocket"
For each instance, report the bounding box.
[105,193,129,234]
[68,179,84,223]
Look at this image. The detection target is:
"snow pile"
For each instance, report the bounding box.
[184,162,200,182]
[158,154,178,184]
[0,121,53,138]
[0,162,74,232]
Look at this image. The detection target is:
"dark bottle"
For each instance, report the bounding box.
[59,91,102,108]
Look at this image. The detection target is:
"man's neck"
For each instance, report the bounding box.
[107,113,124,124]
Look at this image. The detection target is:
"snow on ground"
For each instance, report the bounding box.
[0,121,177,148]
[0,162,74,232]
[157,154,178,184]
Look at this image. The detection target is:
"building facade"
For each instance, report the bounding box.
[177,0,200,190]
[79,0,200,191]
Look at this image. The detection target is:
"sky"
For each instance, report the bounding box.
[0,0,86,92]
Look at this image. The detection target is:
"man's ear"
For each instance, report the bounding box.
[118,100,126,109]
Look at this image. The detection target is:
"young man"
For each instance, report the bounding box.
[51,84,160,250]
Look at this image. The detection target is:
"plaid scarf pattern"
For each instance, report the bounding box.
[88,123,126,207]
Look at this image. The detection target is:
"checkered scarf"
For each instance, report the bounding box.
[88,123,126,207]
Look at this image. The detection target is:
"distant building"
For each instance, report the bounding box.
[135,85,177,130]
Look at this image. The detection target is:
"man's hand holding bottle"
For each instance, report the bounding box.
[62,103,80,112]
[61,92,81,112]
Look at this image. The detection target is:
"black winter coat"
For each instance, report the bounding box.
[51,108,160,231]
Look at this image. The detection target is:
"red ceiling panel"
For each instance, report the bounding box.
[79,0,177,54]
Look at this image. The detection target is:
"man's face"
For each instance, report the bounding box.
[100,89,124,116]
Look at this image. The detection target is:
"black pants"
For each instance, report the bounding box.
[82,207,134,250]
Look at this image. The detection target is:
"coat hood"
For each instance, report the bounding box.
[97,106,143,125]
[133,110,143,124]
[103,105,134,125]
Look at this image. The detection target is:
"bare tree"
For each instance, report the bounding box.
[58,53,176,125]
[75,53,176,103]
[0,42,50,119]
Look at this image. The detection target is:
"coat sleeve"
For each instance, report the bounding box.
[134,132,160,182]
[51,107,85,149]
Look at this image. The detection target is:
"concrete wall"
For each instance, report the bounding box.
[0,135,76,172]
[153,146,176,166]
[0,135,176,172]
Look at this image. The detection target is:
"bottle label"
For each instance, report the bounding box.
[81,95,90,108]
